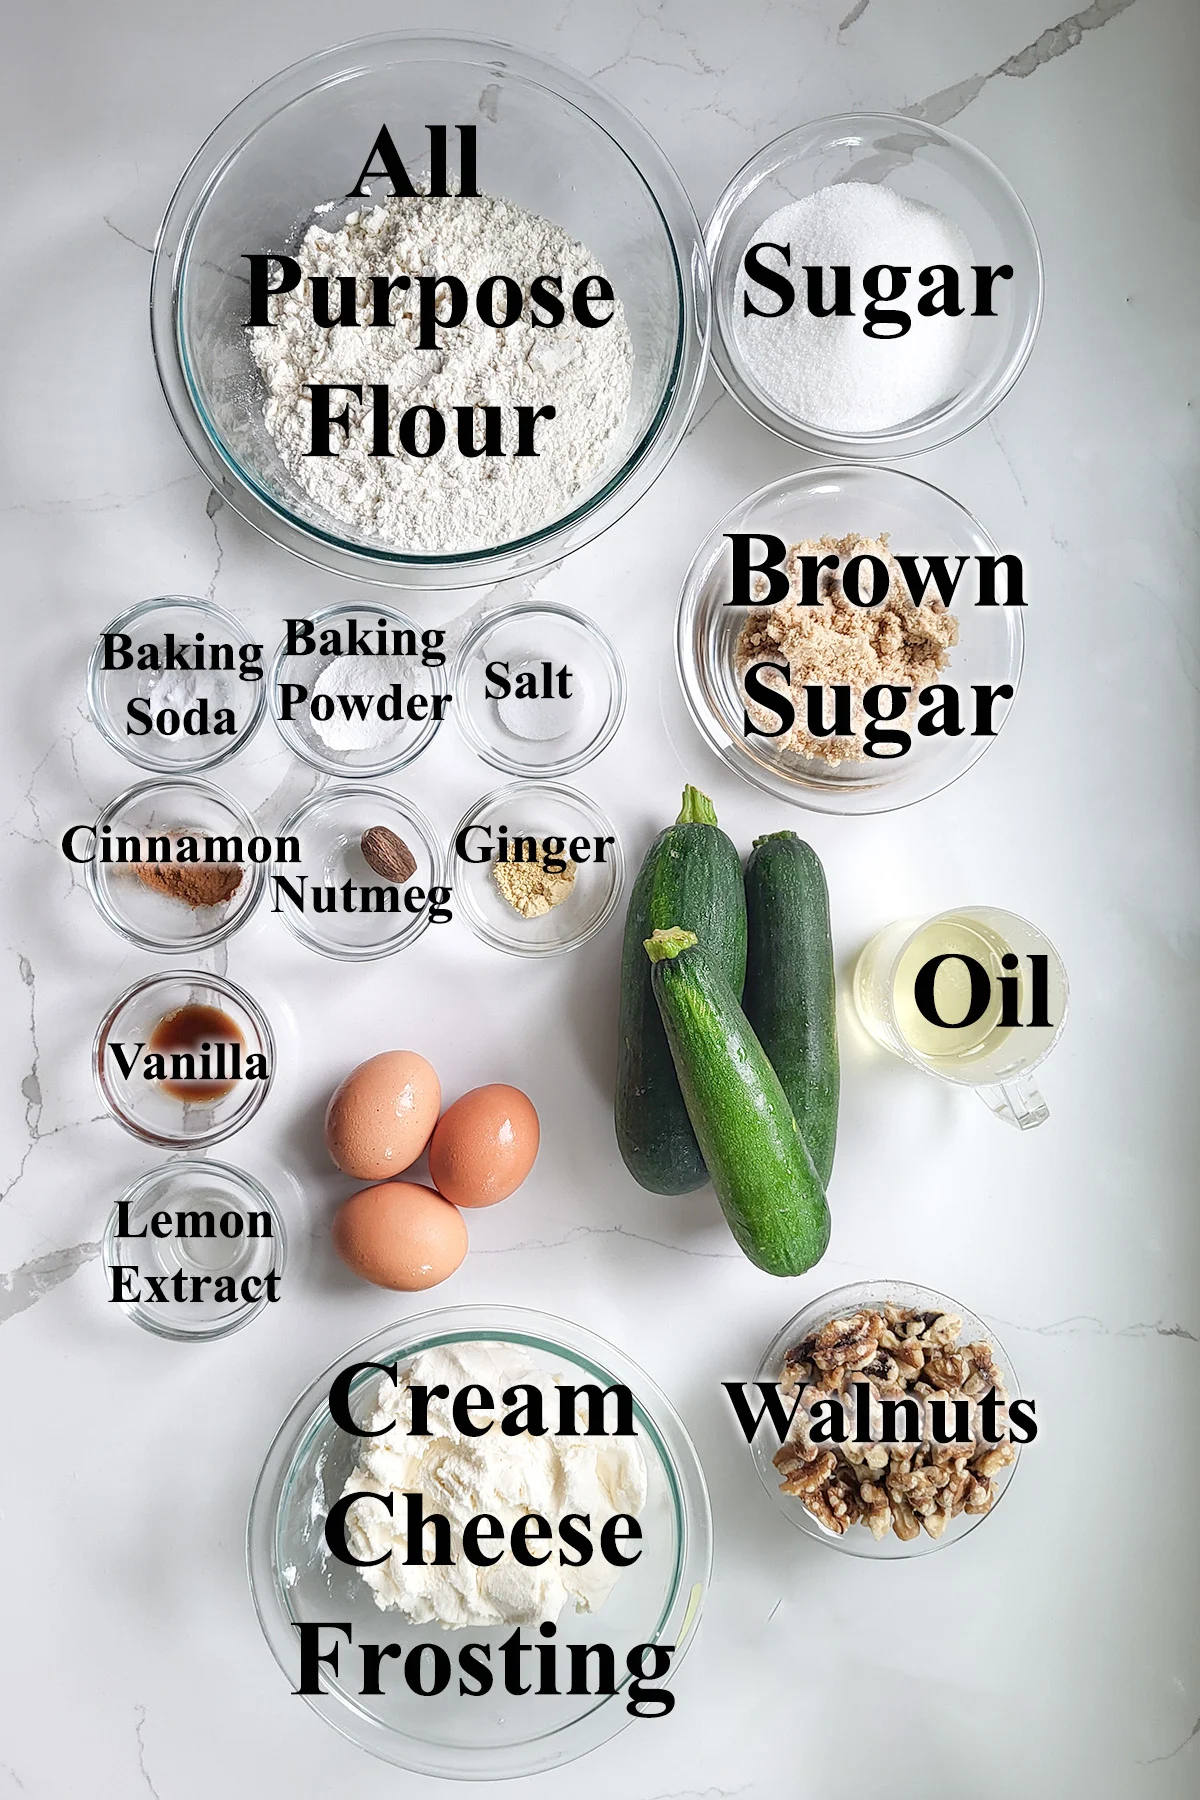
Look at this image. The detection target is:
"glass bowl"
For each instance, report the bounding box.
[675,465,1024,815]
[94,970,275,1149]
[87,595,266,773]
[451,602,626,777]
[707,113,1043,459]
[246,1304,712,1778]
[268,601,447,777]
[83,778,266,953]
[103,1159,286,1342]
[451,781,623,956]
[273,785,445,960]
[752,1280,1021,1560]
[150,33,709,589]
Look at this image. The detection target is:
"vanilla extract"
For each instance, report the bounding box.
[106,1003,268,1102]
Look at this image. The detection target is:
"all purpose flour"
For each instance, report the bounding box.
[250,194,634,554]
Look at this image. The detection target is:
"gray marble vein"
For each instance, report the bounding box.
[133,1707,161,1800]
[0,1241,101,1324]
[839,0,871,29]
[474,1222,745,1259]
[1144,1716,1200,1765]
[205,489,225,600]
[103,215,153,255]
[905,0,1140,124]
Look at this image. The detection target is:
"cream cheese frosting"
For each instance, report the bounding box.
[339,1339,647,1629]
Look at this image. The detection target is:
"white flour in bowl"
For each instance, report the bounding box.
[250,194,634,555]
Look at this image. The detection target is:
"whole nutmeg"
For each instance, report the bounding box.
[360,826,417,883]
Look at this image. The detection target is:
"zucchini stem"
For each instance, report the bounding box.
[644,926,698,963]
[751,829,804,849]
[676,786,718,827]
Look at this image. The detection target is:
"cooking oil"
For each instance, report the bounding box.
[890,913,1018,1069]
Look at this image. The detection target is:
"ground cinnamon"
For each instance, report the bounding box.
[134,860,243,909]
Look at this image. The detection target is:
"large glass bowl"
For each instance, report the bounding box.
[751,1280,1021,1560]
[151,34,710,589]
[247,1305,712,1778]
[675,465,1024,815]
[707,113,1043,459]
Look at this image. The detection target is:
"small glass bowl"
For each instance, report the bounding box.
[150,34,709,589]
[752,1280,1021,1560]
[707,113,1043,459]
[273,786,444,960]
[94,971,275,1149]
[83,778,266,953]
[451,781,623,957]
[247,1304,712,1777]
[268,601,447,777]
[675,465,1023,816]
[87,595,266,772]
[103,1159,286,1342]
[451,602,626,777]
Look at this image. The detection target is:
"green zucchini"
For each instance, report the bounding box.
[646,928,830,1277]
[615,787,746,1194]
[742,832,840,1187]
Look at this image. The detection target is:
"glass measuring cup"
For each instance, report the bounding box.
[852,907,1068,1129]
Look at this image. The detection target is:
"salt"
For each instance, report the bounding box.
[496,658,576,742]
[733,182,974,435]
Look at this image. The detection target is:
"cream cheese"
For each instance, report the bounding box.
[340,1340,647,1629]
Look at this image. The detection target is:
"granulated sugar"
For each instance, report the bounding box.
[734,182,974,435]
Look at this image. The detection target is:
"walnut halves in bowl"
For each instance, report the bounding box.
[771,1299,1020,1548]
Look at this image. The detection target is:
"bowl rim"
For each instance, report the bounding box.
[751,1278,1021,1559]
[705,109,1045,459]
[267,598,445,776]
[449,778,625,956]
[86,593,267,773]
[150,31,711,589]
[674,462,1025,816]
[245,1302,713,1778]
[271,783,446,961]
[92,967,276,1148]
[450,599,628,777]
[84,774,267,953]
[102,1156,287,1342]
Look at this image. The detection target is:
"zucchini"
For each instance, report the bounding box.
[615,787,746,1194]
[742,832,840,1187]
[646,928,829,1277]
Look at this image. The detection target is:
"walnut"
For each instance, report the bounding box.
[891,1496,921,1542]
[810,1311,881,1373]
[775,1446,837,1496]
[964,1476,996,1514]
[777,1303,1017,1545]
[893,1339,925,1380]
[781,1343,813,1393]
[859,1481,893,1541]
[923,1350,969,1390]
[972,1441,1016,1480]
[858,1350,901,1386]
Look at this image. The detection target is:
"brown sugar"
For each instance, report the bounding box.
[735,532,959,765]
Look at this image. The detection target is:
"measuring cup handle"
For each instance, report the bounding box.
[977,1075,1049,1130]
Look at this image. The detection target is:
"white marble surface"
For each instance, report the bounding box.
[3,0,1198,1794]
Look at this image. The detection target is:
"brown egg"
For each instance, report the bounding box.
[428,1084,540,1208]
[325,1051,441,1180]
[332,1182,467,1291]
